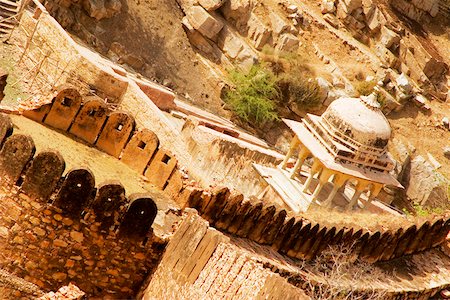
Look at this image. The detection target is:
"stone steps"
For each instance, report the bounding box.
[0,0,21,41]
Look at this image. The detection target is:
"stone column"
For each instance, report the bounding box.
[302,159,322,193]
[346,181,367,210]
[290,147,310,179]
[281,136,300,170]
[323,174,348,207]
[367,184,383,203]
[311,168,334,202]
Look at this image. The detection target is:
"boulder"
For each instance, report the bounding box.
[177,0,199,12]
[342,0,362,13]
[276,33,300,52]
[406,155,449,208]
[287,5,298,13]
[316,77,331,103]
[82,0,121,20]
[269,11,290,36]
[247,13,272,50]
[366,7,386,32]
[380,26,400,49]
[220,0,252,33]
[321,0,335,14]
[186,5,224,40]
[199,0,226,11]
[444,147,450,159]
[217,26,244,59]
[323,13,339,28]
[235,47,258,72]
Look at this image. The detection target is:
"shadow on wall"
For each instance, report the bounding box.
[23,84,184,193]
[0,112,159,242]
[177,185,450,264]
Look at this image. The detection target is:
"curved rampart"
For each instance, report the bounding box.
[180,186,450,263]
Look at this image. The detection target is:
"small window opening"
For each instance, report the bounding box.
[76,183,82,188]
[88,109,96,117]
[140,210,145,215]
[107,198,112,202]
[162,154,170,164]
[61,97,72,107]
[116,123,124,131]
[138,141,146,149]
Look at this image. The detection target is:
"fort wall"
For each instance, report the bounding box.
[0,113,181,298]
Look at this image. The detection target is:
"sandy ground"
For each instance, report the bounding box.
[9,115,171,199]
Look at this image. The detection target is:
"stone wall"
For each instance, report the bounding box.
[139,213,309,300]
[22,86,184,195]
[174,186,450,263]
[0,113,181,298]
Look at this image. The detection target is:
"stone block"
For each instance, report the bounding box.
[342,0,362,13]
[121,129,159,174]
[163,170,184,199]
[276,33,300,52]
[269,11,290,36]
[0,134,35,184]
[247,13,271,50]
[119,193,157,240]
[23,104,51,123]
[321,0,336,14]
[91,181,127,231]
[0,113,13,146]
[366,7,386,32]
[135,80,176,112]
[199,0,226,11]
[217,26,244,59]
[69,98,108,144]
[53,168,95,217]
[21,150,66,201]
[186,6,224,40]
[95,111,135,158]
[220,0,252,33]
[145,149,178,190]
[235,46,258,72]
[380,26,400,49]
[44,86,82,131]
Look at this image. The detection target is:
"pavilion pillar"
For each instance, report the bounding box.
[311,168,334,202]
[281,136,300,170]
[346,181,367,210]
[290,147,310,179]
[302,159,322,193]
[367,184,383,203]
[323,174,348,207]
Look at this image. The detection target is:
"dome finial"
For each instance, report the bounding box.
[360,93,380,110]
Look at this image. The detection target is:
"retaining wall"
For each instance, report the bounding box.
[0,113,181,298]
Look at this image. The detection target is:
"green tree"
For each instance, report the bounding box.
[224,65,280,126]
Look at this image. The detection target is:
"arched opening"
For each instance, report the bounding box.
[119,196,157,241]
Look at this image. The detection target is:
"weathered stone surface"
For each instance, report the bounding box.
[0,69,7,101]
[121,129,159,174]
[380,26,400,49]
[0,113,13,146]
[247,13,271,50]
[91,181,127,230]
[366,7,386,31]
[269,11,290,36]
[220,0,252,33]
[198,0,225,11]
[276,33,300,52]
[23,104,52,123]
[144,149,178,189]
[321,0,335,14]
[53,168,95,216]
[95,111,135,158]
[69,98,108,144]
[217,26,244,59]
[186,6,224,40]
[44,87,82,131]
[119,194,157,240]
[82,0,122,20]
[0,134,35,184]
[21,150,65,201]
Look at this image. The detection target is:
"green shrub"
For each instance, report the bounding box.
[355,80,376,96]
[277,74,322,110]
[224,65,280,125]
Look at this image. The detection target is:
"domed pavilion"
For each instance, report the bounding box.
[277,94,403,211]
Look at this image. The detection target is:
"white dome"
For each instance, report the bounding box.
[321,95,391,149]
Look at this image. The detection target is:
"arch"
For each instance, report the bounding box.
[0,113,13,147]
[96,111,135,158]
[53,168,95,217]
[0,134,35,185]
[44,86,82,131]
[21,150,66,201]
[91,181,127,231]
[119,193,158,240]
[121,129,160,174]
[69,98,109,144]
